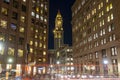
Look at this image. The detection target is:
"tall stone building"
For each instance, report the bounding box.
[48,10,74,75]
[72,0,120,76]
[0,0,49,76]
[53,10,64,49]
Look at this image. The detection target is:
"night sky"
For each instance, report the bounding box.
[48,0,75,49]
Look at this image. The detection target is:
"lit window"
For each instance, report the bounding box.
[106,0,109,3]
[11,23,17,30]
[8,47,15,56]
[95,52,98,58]
[35,34,38,38]
[0,19,7,29]
[35,30,38,33]
[39,36,42,40]
[107,16,110,22]
[43,37,46,41]
[0,33,5,42]
[101,38,106,45]
[94,9,96,14]
[36,7,39,12]
[98,2,103,10]
[41,3,44,7]
[36,14,39,19]
[35,41,38,47]
[40,16,43,21]
[31,12,35,17]
[0,44,4,55]
[111,14,114,20]
[108,23,114,32]
[43,58,46,62]
[18,49,23,57]
[30,40,33,45]
[40,10,43,14]
[45,5,47,11]
[1,7,8,16]
[89,54,92,59]
[99,13,101,18]
[39,43,42,47]
[43,51,46,55]
[101,2,103,7]
[43,45,46,49]
[110,3,113,9]
[106,6,109,12]
[111,47,117,56]
[107,14,114,22]
[21,16,25,23]
[19,27,24,33]
[23,0,26,2]
[44,30,46,34]
[30,48,33,53]
[102,11,104,15]
[101,39,103,45]
[102,20,104,25]
[106,3,113,12]
[109,34,116,41]
[6,64,12,70]
[38,58,42,61]
[104,38,106,44]
[112,59,118,72]
[44,18,47,22]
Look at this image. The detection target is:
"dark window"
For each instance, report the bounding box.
[31,18,35,24]
[12,12,18,20]
[10,23,17,30]
[13,0,19,8]
[9,35,16,43]
[19,37,24,45]
[102,49,107,58]
[87,28,91,34]
[22,5,26,12]
[3,0,10,4]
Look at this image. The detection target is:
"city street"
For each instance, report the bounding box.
[59,78,120,80]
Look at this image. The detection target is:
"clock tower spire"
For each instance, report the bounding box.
[53,10,64,49]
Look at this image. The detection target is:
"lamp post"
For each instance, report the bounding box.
[56,61,60,79]
[50,65,53,79]
[6,58,13,79]
[103,59,108,77]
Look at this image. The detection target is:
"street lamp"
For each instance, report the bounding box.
[103,59,108,77]
[8,58,13,63]
[56,61,60,79]
[103,60,108,65]
[57,61,60,64]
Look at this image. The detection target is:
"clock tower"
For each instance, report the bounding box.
[53,10,64,49]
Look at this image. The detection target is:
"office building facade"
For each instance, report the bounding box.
[0,0,49,76]
[72,0,120,76]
